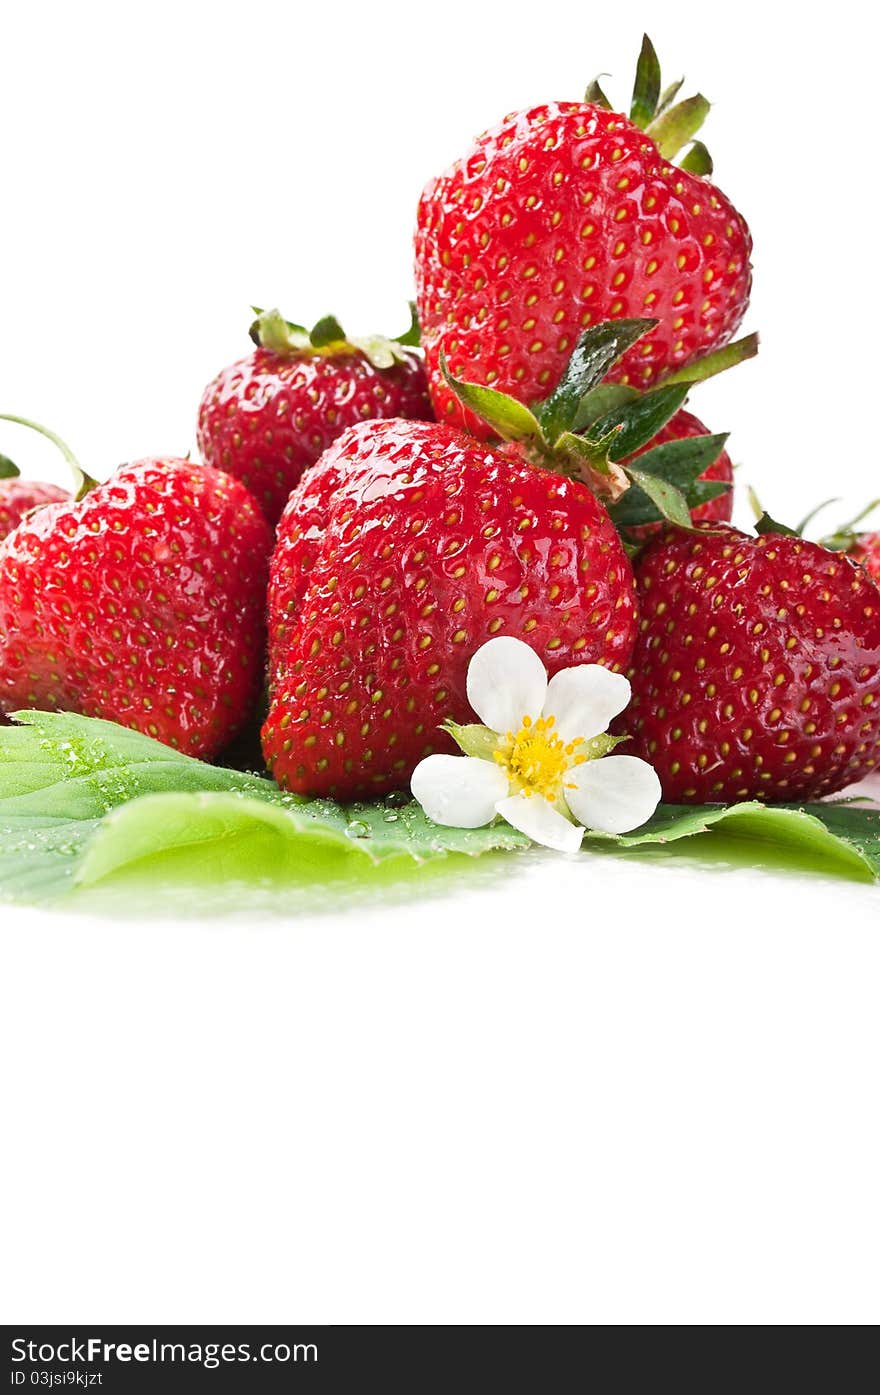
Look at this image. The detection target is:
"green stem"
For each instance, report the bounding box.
[0,413,98,499]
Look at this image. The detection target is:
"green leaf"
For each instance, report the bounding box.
[655,77,684,117]
[754,511,799,538]
[585,75,613,108]
[630,34,662,128]
[443,722,499,760]
[571,383,639,432]
[679,140,713,176]
[587,383,690,459]
[818,499,880,551]
[440,351,544,444]
[646,93,711,161]
[610,435,730,529]
[0,453,20,480]
[395,302,421,347]
[0,712,528,905]
[661,333,759,387]
[585,801,880,883]
[624,467,694,528]
[249,307,311,353]
[623,432,729,489]
[535,319,657,443]
[686,479,732,508]
[309,314,347,347]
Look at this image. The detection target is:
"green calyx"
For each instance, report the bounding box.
[753,496,880,551]
[0,414,97,501]
[819,500,880,551]
[0,453,20,480]
[441,319,757,536]
[249,303,420,371]
[586,33,713,171]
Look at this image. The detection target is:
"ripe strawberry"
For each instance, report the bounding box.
[415,37,752,437]
[0,477,69,542]
[624,407,733,541]
[1,427,72,542]
[620,525,880,803]
[262,418,638,799]
[197,308,432,526]
[848,533,880,584]
[0,420,273,758]
[807,502,880,585]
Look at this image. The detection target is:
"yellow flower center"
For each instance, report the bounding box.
[494,714,587,802]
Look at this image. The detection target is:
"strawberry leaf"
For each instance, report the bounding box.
[571,383,640,432]
[584,75,613,108]
[679,140,714,176]
[309,315,347,347]
[587,383,690,459]
[0,712,528,906]
[0,453,20,480]
[655,77,684,117]
[440,351,544,443]
[661,332,759,387]
[754,511,800,538]
[586,801,880,883]
[395,302,421,348]
[622,432,729,489]
[646,93,711,160]
[623,468,694,528]
[630,34,662,128]
[535,319,657,443]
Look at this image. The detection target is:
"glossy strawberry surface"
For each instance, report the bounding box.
[0,459,273,757]
[416,103,751,436]
[621,525,880,802]
[197,346,432,526]
[263,418,638,799]
[0,479,70,542]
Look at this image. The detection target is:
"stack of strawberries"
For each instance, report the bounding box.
[2,38,879,834]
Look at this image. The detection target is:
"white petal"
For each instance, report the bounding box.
[411,754,509,829]
[543,664,632,744]
[466,637,547,735]
[565,755,661,835]
[495,793,584,854]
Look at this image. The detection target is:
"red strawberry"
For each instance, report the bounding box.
[624,407,733,541]
[848,533,880,584]
[0,420,273,758]
[415,37,752,437]
[1,477,69,542]
[262,417,638,799]
[197,308,432,526]
[620,524,880,803]
[1,428,72,542]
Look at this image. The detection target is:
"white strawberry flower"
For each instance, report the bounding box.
[411,637,661,853]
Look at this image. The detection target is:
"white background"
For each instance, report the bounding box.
[1,0,878,1325]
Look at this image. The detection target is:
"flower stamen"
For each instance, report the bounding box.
[494,713,582,802]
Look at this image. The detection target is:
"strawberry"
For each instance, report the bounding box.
[806,502,880,585]
[415,35,752,437]
[197,308,432,526]
[1,477,69,543]
[1,425,71,542]
[620,524,880,803]
[847,533,880,584]
[261,318,747,799]
[262,418,638,799]
[0,418,273,758]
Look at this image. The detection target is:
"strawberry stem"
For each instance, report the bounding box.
[0,413,97,500]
